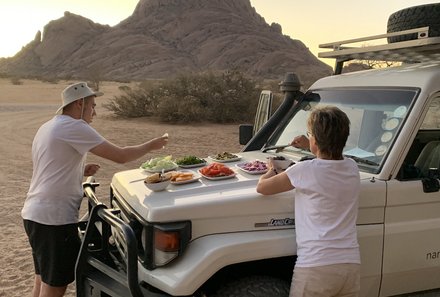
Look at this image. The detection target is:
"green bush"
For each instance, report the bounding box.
[103,86,154,117]
[104,71,261,123]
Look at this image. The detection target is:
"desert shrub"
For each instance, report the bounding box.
[10,77,23,85]
[197,71,261,123]
[138,79,163,90]
[260,79,284,114]
[118,85,131,92]
[156,93,206,123]
[40,77,59,84]
[104,71,261,123]
[84,65,105,91]
[103,86,155,118]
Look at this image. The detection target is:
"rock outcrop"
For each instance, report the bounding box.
[0,0,332,85]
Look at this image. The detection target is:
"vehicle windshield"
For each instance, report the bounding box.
[266,87,419,173]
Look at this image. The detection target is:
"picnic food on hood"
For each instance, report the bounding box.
[212,152,238,160]
[175,155,205,166]
[237,160,268,172]
[141,155,177,171]
[145,172,172,184]
[169,171,194,182]
[199,162,234,177]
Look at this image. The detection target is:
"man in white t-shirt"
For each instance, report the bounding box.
[22,82,169,297]
[257,106,361,297]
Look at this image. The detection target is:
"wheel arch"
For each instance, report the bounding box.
[199,256,296,295]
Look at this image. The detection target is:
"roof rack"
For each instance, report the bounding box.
[318,27,440,74]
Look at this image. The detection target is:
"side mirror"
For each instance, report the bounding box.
[422,168,440,193]
[422,178,440,193]
[239,124,253,145]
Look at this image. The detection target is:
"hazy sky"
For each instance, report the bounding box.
[0,0,436,67]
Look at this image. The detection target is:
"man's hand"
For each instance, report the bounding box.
[84,164,100,176]
[149,133,169,151]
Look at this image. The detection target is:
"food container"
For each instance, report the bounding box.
[144,172,172,192]
[144,179,171,192]
[268,156,294,173]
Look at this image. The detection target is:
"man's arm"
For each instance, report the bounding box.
[90,135,168,164]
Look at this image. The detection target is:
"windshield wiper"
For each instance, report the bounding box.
[344,154,379,166]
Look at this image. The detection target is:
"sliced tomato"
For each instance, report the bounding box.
[219,167,233,175]
[208,169,221,176]
[200,162,233,177]
[211,162,223,169]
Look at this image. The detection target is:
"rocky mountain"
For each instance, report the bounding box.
[0,0,332,84]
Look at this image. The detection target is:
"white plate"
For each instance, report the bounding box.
[141,164,178,173]
[235,163,268,175]
[208,154,242,163]
[170,171,201,185]
[199,172,237,180]
[178,161,207,168]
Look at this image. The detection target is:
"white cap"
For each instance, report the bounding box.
[56,82,103,114]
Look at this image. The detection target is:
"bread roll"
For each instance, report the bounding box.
[145,173,161,183]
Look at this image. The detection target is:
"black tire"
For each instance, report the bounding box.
[387,3,440,43]
[211,275,290,297]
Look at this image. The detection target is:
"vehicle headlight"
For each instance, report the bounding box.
[141,221,191,269]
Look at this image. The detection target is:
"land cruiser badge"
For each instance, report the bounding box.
[255,218,295,228]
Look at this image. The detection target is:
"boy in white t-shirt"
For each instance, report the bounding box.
[257,106,361,297]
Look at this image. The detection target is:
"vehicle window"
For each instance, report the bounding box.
[268,88,418,173]
[398,95,440,180]
[253,91,273,135]
[421,96,440,129]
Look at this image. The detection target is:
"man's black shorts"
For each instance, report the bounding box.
[23,220,81,287]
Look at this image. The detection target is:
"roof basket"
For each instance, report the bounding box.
[318,27,440,74]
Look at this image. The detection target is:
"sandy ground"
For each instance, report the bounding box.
[0,79,243,297]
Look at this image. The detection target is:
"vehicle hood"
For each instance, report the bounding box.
[111,151,383,237]
[113,151,290,217]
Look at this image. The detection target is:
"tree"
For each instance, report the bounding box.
[84,64,104,91]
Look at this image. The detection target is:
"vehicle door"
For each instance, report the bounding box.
[380,94,440,296]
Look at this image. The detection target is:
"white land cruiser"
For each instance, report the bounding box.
[76,4,440,297]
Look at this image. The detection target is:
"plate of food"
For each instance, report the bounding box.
[140,155,178,173]
[199,162,236,180]
[169,170,201,185]
[236,160,268,174]
[208,152,241,163]
[175,155,207,168]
